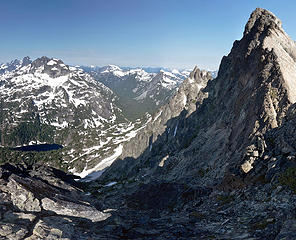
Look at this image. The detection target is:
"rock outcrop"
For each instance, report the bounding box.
[0,163,110,239]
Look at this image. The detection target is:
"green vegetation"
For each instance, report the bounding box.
[190,98,197,104]
[189,211,206,219]
[270,87,278,100]
[197,167,210,178]
[250,218,275,230]
[0,147,66,170]
[279,167,296,193]
[216,194,234,205]
[266,136,275,148]
[4,114,55,146]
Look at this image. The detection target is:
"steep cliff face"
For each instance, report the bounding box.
[100,8,296,187]
[122,66,211,159]
[166,7,296,184]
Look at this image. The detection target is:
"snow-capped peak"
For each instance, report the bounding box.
[0,64,7,70]
[172,69,180,75]
[100,65,125,77]
[101,64,122,72]
[126,68,152,81]
[47,59,57,66]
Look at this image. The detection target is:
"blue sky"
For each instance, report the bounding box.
[1,0,295,70]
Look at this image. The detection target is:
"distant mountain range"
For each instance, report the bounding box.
[0,57,148,176]
[82,65,217,119]
[0,57,215,178]
[83,65,191,119]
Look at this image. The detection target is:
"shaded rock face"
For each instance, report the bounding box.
[100,66,212,181]
[126,182,211,211]
[100,8,296,187]
[30,56,70,78]
[123,67,211,159]
[247,102,296,185]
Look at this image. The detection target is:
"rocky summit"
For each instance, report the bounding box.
[2,8,296,240]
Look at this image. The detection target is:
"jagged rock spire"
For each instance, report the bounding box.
[21,56,32,67]
[244,8,282,36]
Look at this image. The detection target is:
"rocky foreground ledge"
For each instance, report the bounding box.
[1,162,296,239]
[0,163,112,239]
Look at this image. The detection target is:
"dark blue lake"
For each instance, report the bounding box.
[12,144,63,152]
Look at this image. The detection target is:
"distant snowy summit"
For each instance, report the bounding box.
[83,64,192,84]
[82,64,200,118]
[0,56,116,128]
[0,56,32,74]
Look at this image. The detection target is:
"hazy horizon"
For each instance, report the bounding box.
[1,0,296,70]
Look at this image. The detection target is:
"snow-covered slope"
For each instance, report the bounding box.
[0,57,148,176]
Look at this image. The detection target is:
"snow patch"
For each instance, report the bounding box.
[160,70,176,78]
[153,110,162,123]
[0,64,7,70]
[47,60,57,66]
[183,95,187,106]
[173,123,178,137]
[135,91,147,100]
[104,182,117,187]
[188,78,195,84]
[51,121,68,128]
[69,66,76,71]
[75,144,123,181]
[149,143,152,152]
[172,69,180,75]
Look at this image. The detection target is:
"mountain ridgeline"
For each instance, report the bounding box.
[1,8,296,240]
